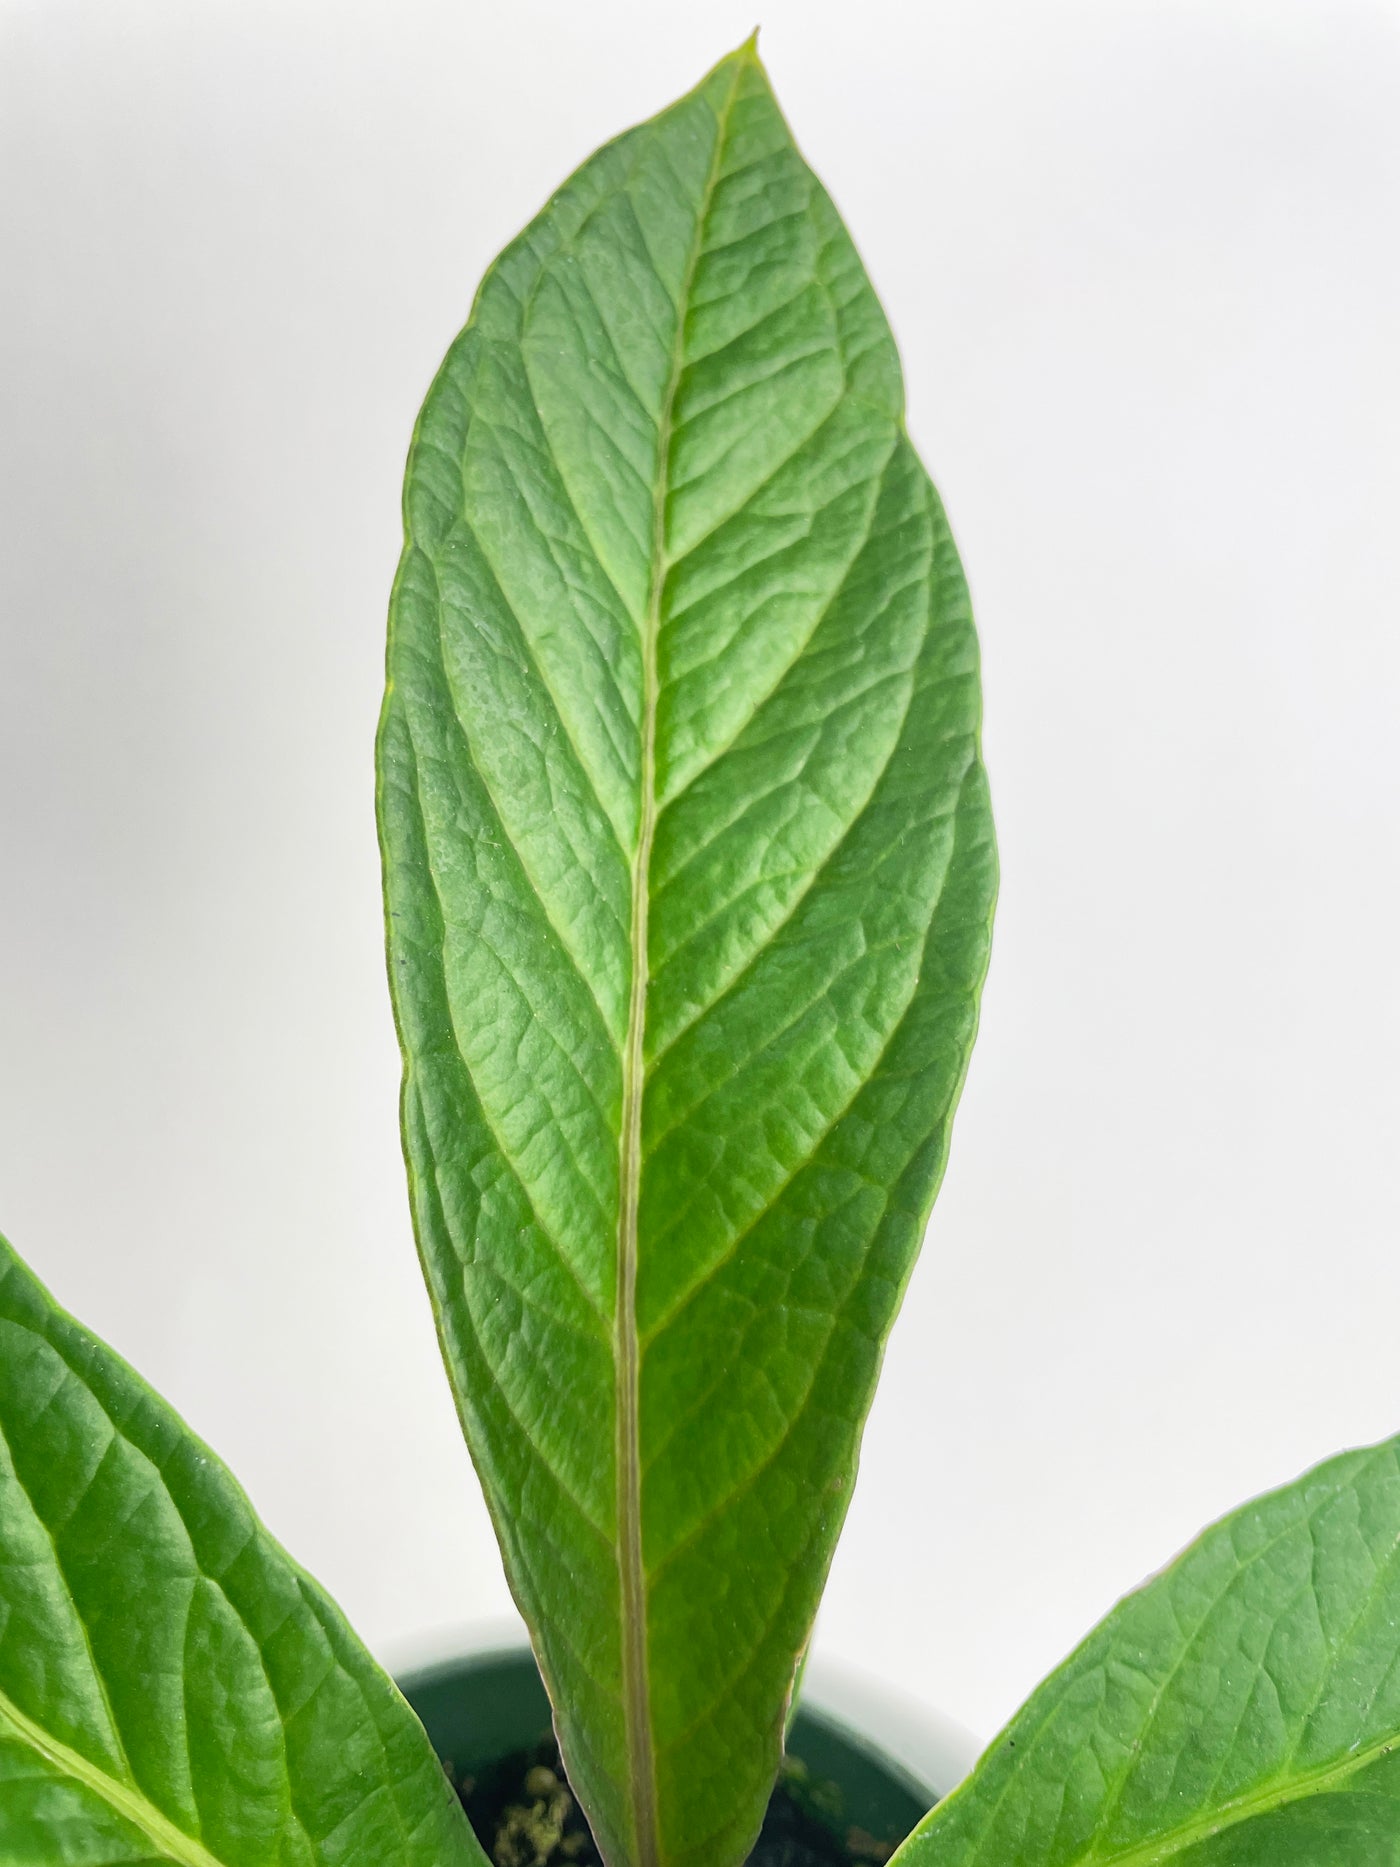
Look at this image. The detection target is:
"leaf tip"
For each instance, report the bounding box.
[725,27,764,72]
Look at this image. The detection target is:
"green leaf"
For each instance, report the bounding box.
[378,38,995,1867]
[0,1231,488,1867]
[894,1435,1400,1867]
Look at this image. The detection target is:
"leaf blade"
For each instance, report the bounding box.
[0,1233,487,1867]
[380,41,996,1867]
[894,1436,1400,1867]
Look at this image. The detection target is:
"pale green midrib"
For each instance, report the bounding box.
[0,1685,227,1867]
[613,57,748,1867]
[1068,1728,1399,1867]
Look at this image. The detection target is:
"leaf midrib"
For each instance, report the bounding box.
[0,1684,226,1867]
[613,56,748,1867]
[1073,1727,1400,1867]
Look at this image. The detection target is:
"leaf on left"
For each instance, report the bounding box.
[0,1231,487,1867]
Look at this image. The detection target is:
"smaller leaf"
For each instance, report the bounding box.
[0,1230,488,1867]
[894,1434,1400,1867]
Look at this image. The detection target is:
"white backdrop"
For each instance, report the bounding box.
[2,0,1398,1749]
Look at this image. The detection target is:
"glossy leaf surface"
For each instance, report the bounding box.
[379,41,995,1867]
[896,1435,1400,1867]
[0,1232,487,1867]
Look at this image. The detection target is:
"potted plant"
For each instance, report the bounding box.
[3,37,1398,1867]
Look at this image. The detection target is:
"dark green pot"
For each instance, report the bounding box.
[399,1647,939,1861]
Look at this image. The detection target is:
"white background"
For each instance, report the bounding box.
[2,0,1398,1750]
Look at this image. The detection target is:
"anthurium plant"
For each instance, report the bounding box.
[2,38,1396,1867]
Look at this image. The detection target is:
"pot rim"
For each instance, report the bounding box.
[385,1618,982,1805]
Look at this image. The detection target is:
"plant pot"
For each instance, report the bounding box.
[397,1645,979,1865]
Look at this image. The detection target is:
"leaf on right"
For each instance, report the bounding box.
[895,1435,1400,1866]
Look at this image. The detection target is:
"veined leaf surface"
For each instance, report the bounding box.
[378,41,996,1867]
[0,1232,487,1867]
[895,1435,1400,1867]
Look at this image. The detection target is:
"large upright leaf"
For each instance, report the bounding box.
[895,1435,1400,1867]
[0,1231,487,1867]
[378,39,996,1867]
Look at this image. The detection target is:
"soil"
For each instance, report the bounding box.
[452,1735,905,1867]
